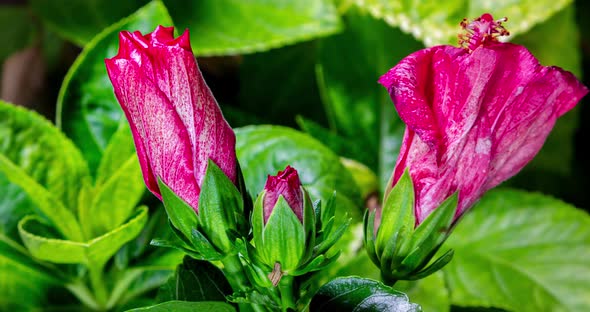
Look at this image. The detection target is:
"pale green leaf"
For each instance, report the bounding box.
[355,0,573,46]
[19,207,148,268]
[443,189,590,311]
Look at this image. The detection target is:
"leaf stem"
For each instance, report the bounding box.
[88,264,109,310]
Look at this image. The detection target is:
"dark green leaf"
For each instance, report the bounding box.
[126,300,235,312]
[443,189,590,311]
[311,276,421,311]
[163,0,341,56]
[235,125,363,226]
[0,248,61,311]
[29,0,149,46]
[316,10,422,186]
[156,256,232,302]
[56,1,173,174]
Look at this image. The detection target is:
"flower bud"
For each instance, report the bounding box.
[251,166,315,275]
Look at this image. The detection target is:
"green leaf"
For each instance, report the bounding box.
[95,122,139,186]
[126,300,235,312]
[0,101,90,237]
[339,158,379,201]
[237,41,327,128]
[316,10,422,186]
[0,247,61,310]
[443,189,590,311]
[0,173,36,241]
[163,0,341,56]
[394,272,451,312]
[29,0,149,46]
[0,6,36,62]
[355,0,574,46]
[86,154,144,237]
[56,1,173,174]
[156,256,232,302]
[235,125,363,225]
[19,207,148,267]
[310,276,421,311]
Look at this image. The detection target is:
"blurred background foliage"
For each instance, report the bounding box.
[1,0,589,311]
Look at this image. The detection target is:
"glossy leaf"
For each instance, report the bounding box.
[29,0,149,46]
[19,207,148,267]
[316,10,422,186]
[126,300,235,312]
[157,256,231,302]
[443,189,590,311]
[310,276,421,311]
[235,125,362,225]
[163,0,341,56]
[355,0,573,46]
[56,1,173,174]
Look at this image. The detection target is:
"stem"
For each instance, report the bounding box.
[88,265,108,310]
[220,255,265,312]
[66,281,101,311]
[278,275,296,312]
[380,270,398,287]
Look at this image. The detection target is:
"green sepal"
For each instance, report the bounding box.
[197,160,244,254]
[158,178,200,248]
[189,229,224,261]
[375,170,415,258]
[363,209,380,267]
[150,236,205,262]
[313,216,350,256]
[18,207,147,268]
[261,196,306,272]
[408,249,454,280]
[401,192,457,273]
